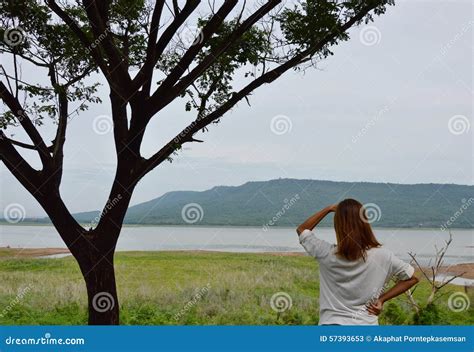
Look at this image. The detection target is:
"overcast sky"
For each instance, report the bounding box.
[1,0,472,217]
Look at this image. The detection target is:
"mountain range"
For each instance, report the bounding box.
[48,178,474,228]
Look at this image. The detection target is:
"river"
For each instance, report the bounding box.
[1,225,472,265]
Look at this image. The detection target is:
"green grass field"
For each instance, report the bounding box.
[0,249,472,325]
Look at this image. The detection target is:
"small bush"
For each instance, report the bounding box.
[413,303,441,325]
[381,302,408,325]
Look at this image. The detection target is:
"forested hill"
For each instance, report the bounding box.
[68,179,473,228]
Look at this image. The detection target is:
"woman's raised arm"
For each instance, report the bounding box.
[296,204,337,235]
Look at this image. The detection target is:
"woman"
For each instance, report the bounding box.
[296,198,418,325]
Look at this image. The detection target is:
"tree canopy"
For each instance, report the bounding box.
[1,1,393,170]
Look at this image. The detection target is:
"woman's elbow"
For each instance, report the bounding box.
[296,226,304,236]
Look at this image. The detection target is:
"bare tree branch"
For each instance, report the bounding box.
[81,0,133,99]
[147,0,282,115]
[437,272,467,290]
[1,135,53,151]
[48,64,68,177]
[0,81,52,167]
[46,0,106,73]
[64,65,96,88]
[151,0,239,99]
[0,64,14,94]
[408,232,466,309]
[132,0,200,93]
[408,252,432,283]
[405,289,420,313]
[172,0,180,16]
[140,0,166,95]
[110,90,130,154]
[0,131,44,197]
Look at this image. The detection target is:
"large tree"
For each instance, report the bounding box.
[0,0,393,324]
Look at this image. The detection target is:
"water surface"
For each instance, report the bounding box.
[0,225,474,263]
[1,225,472,265]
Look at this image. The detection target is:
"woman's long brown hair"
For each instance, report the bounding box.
[334,199,381,261]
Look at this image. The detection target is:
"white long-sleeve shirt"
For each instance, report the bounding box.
[299,229,414,325]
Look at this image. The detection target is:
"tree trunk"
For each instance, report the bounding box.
[38,195,121,325]
[79,249,119,325]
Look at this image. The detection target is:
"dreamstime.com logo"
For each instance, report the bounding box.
[89,194,123,228]
[263,194,300,231]
[3,27,26,47]
[351,96,398,144]
[92,115,113,135]
[448,115,470,135]
[270,292,292,313]
[359,25,382,46]
[359,203,382,224]
[352,282,390,322]
[5,333,85,346]
[84,26,110,55]
[174,283,211,321]
[440,197,473,231]
[270,115,292,135]
[3,203,26,223]
[447,292,470,312]
[92,292,115,313]
[181,203,204,224]
[0,284,33,318]
[178,25,204,47]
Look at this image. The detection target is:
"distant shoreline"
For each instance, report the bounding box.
[0,222,472,231]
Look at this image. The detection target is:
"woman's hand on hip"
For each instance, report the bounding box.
[366,299,384,316]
